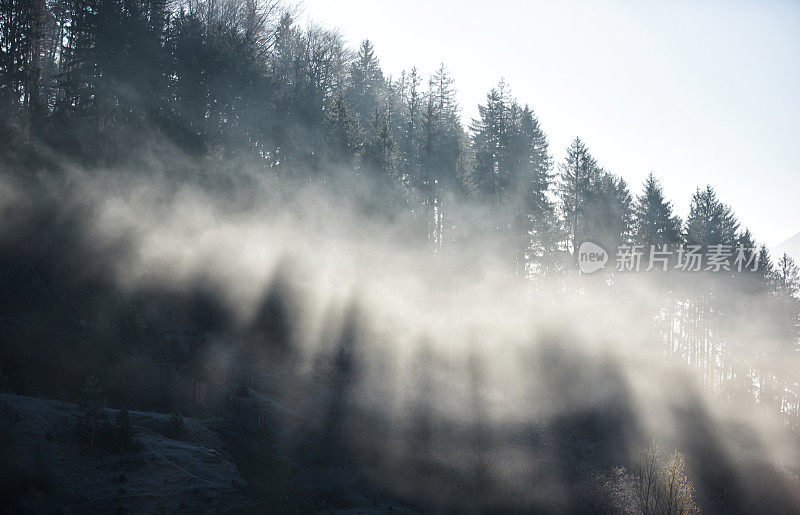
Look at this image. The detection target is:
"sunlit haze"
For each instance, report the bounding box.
[302,0,800,246]
[3,0,800,511]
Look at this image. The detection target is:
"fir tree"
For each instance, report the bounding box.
[325,92,362,168]
[684,186,739,246]
[558,137,600,253]
[632,172,682,245]
[346,39,384,124]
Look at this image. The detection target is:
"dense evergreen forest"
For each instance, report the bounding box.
[1,0,800,512]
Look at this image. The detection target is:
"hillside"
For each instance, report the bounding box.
[0,391,422,514]
[0,393,249,513]
[775,231,800,262]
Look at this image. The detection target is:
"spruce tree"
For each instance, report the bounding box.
[346,39,384,125]
[684,186,739,246]
[777,253,800,298]
[632,172,682,245]
[583,171,633,250]
[325,92,362,169]
[362,104,395,180]
[470,82,508,199]
[557,137,600,253]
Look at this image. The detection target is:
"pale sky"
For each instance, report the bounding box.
[301,0,800,246]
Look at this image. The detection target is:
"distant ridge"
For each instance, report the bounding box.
[774,231,800,262]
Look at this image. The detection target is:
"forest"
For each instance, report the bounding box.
[1,0,800,513]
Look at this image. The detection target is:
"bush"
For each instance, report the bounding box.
[633,443,699,514]
[586,465,636,513]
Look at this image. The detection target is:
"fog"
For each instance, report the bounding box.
[2,159,797,512]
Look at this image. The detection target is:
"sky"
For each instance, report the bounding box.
[300,0,800,247]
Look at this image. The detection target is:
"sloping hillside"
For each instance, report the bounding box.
[0,391,422,514]
[775,231,800,262]
[0,393,249,513]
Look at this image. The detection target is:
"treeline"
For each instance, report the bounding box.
[1,0,799,420]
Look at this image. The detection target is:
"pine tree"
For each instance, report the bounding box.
[346,39,384,125]
[776,253,800,298]
[558,137,600,253]
[58,0,101,115]
[583,171,633,250]
[362,103,395,180]
[0,0,47,111]
[684,186,739,246]
[395,67,423,191]
[420,80,438,241]
[325,92,361,168]
[632,172,682,245]
[470,81,509,199]
[419,65,466,250]
[425,64,463,187]
[505,103,554,275]
[757,244,775,286]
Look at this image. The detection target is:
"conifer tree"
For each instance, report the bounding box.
[325,92,362,168]
[0,0,47,112]
[558,137,600,253]
[362,103,395,180]
[396,67,422,190]
[632,173,682,245]
[346,39,384,125]
[470,81,509,199]
[684,186,739,246]
[583,171,633,250]
[776,253,800,298]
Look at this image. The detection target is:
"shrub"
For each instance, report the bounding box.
[632,443,699,514]
[586,465,636,513]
